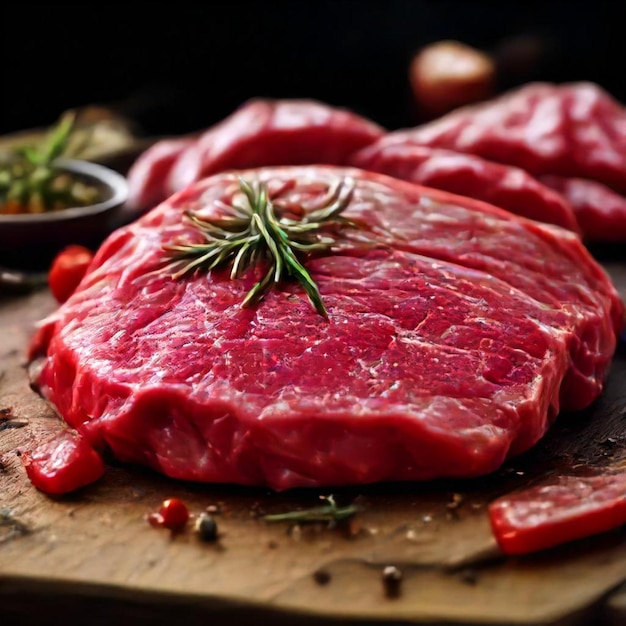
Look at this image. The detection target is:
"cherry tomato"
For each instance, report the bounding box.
[48,245,94,303]
[148,498,190,531]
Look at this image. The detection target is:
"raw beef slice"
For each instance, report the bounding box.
[28,166,623,492]
[398,82,626,194]
[125,137,195,214]
[351,142,580,232]
[541,175,626,243]
[127,99,384,212]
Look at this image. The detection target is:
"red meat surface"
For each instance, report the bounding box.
[351,142,580,232]
[28,167,622,492]
[542,175,626,242]
[397,82,626,194]
[125,137,195,213]
[128,99,383,209]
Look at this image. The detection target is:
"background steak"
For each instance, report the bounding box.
[126,100,384,213]
[28,167,623,491]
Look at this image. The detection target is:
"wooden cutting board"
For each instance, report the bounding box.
[2,262,626,626]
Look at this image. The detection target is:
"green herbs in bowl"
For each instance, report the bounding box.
[0,114,128,250]
[0,113,101,214]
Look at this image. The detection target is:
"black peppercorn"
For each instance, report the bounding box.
[313,569,331,586]
[382,565,402,598]
[195,513,218,542]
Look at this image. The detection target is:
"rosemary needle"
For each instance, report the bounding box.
[262,495,360,526]
[164,176,355,317]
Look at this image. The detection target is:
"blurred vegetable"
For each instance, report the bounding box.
[48,245,94,303]
[0,113,101,215]
[409,40,495,118]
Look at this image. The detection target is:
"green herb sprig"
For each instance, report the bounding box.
[262,495,360,526]
[164,176,355,317]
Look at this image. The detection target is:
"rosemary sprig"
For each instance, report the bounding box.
[164,176,355,317]
[262,495,360,526]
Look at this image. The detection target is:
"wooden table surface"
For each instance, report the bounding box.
[1,260,626,626]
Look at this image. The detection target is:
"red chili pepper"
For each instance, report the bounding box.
[489,472,626,556]
[22,429,105,495]
[148,498,190,531]
[48,245,94,303]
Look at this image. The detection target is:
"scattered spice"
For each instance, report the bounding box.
[447,493,464,509]
[0,420,28,432]
[0,509,30,543]
[445,493,465,520]
[288,524,302,541]
[313,568,332,586]
[195,513,219,542]
[382,565,403,598]
[341,516,363,539]
[457,568,479,586]
[0,407,28,431]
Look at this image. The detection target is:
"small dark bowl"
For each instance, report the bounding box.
[0,158,128,254]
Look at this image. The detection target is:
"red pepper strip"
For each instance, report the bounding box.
[489,473,626,556]
[22,429,105,495]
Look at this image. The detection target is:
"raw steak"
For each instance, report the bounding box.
[351,142,580,232]
[125,137,195,213]
[126,99,384,212]
[541,175,626,242]
[28,166,623,492]
[392,82,626,194]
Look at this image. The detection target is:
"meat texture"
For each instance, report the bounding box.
[541,175,626,242]
[126,99,384,212]
[28,167,623,492]
[125,137,195,214]
[351,142,580,232]
[357,81,626,241]
[401,82,626,194]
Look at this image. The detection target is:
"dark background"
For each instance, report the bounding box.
[2,1,626,136]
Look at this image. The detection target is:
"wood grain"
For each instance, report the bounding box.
[1,263,626,626]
